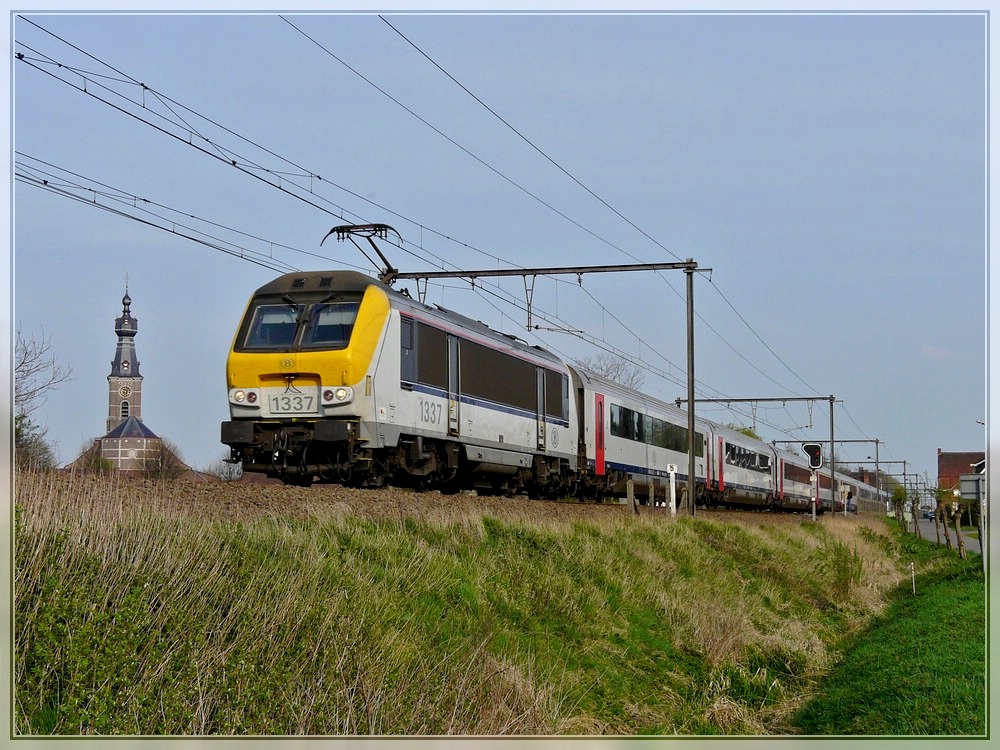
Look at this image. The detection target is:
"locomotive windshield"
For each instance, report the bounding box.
[300,301,361,348]
[240,297,361,351]
[244,305,298,348]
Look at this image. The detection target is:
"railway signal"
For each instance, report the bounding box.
[802,442,823,469]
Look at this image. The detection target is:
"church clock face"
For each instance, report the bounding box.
[119,386,132,398]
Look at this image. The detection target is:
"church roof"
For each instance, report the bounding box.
[105,415,159,439]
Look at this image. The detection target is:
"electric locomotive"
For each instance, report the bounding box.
[221,270,578,493]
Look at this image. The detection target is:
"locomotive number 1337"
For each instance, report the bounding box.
[419,399,442,425]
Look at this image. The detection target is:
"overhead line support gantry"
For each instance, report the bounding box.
[326,223,712,516]
[675,394,845,516]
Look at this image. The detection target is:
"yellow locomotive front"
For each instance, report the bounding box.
[221,271,390,485]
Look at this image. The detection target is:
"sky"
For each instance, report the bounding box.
[7,6,990,487]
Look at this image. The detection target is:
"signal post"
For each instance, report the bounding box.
[802,442,823,520]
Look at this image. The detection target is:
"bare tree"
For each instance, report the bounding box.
[575,353,646,390]
[209,453,244,482]
[14,327,72,470]
[141,438,188,481]
[15,327,72,418]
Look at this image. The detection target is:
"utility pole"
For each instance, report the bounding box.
[829,396,837,516]
[685,263,697,516]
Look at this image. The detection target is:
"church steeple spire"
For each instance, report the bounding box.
[110,288,141,377]
[107,281,144,432]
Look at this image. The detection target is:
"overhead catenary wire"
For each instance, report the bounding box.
[278,15,670,271]
[17,153,323,275]
[15,27,697,380]
[378,14,685,265]
[17,172,294,274]
[14,18,877,445]
[15,31,535,278]
[12,21,811,436]
[375,15,887,446]
[373,15,826,401]
[279,15,830,412]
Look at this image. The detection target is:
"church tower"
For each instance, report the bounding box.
[65,282,195,476]
[106,287,143,433]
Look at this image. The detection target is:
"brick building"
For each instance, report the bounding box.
[937,448,986,493]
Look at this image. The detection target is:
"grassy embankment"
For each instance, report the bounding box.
[793,521,985,735]
[13,470,985,735]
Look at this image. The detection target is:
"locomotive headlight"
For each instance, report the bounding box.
[322,386,353,405]
[230,388,260,407]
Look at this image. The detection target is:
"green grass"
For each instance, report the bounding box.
[792,551,986,735]
[13,471,987,735]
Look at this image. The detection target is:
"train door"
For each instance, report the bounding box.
[447,335,460,437]
[535,369,546,451]
[594,393,605,475]
[717,436,725,491]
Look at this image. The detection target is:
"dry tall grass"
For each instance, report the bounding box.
[14,470,913,735]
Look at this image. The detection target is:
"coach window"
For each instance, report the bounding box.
[632,412,646,443]
[612,404,634,440]
[622,407,637,440]
[785,463,811,484]
[544,370,567,420]
[416,322,449,390]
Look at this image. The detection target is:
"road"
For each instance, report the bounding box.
[912,516,981,556]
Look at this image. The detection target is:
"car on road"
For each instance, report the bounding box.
[922,508,935,520]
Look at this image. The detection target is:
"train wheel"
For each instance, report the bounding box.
[415,473,439,493]
[566,479,580,500]
[283,473,313,488]
[439,468,463,495]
